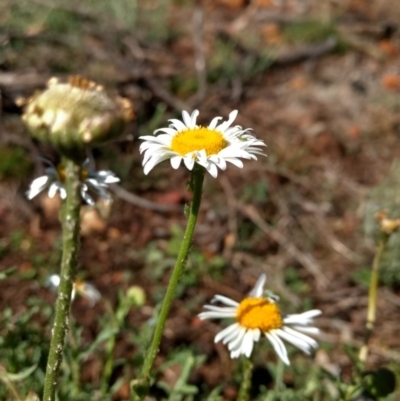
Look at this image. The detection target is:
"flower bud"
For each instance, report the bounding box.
[375,210,400,234]
[22,76,134,157]
[126,285,146,307]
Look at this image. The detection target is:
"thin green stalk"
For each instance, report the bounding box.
[131,168,205,400]
[237,358,253,401]
[42,158,82,401]
[358,232,390,364]
[101,301,119,397]
[274,358,284,393]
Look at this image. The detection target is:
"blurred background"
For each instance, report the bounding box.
[1,0,400,400]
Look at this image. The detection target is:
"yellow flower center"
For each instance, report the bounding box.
[171,127,228,156]
[57,164,88,183]
[236,297,283,332]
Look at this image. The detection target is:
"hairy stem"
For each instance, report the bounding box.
[42,158,81,401]
[131,168,205,400]
[237,358,253,401]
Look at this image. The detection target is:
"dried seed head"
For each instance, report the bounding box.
[22,76,134,156]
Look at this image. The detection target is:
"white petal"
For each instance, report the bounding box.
[26,175,50,199]
[282,326,318,349]
[208,116,222,129]
[227,327,247,351]
[81,189,95,206]
[212,295,239,307]
[214,323,241,344]
[95,171,120,184]
[274,328,314,354]
[143,154,172,175]
[209,155,226,170]
[249,274,267,297]
[183,156,195,170]
[224,158,244,168]
[266,331,290,365]
[204,162,218,178]
[217,110,238,132]
[242,330,256,357]
[169,118,188,131]
[291,326,320,335]
[284,310,322,325]
[152,128,177,136]
[221,323,244,345]
[182,110,192,127]
[48,182,61,198]
[190,110,199,127]
[252,329,261,342]
[170,155,182,169]
[198,311,237,319]
[59,187,67,199]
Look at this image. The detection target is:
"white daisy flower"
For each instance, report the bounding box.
[26,159,119,206]
[47,274,101,306]
[140,110,266,178]
[198,274,321,364]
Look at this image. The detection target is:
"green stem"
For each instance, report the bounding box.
[358,232,390,365]
[42,158,81,401]
[237,358,253,401]
[131,168,205,400]
[101,302,118,397]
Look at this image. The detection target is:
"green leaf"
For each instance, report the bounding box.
[0,267,16,280]
[1,364,37,381]
[78,327,119,360]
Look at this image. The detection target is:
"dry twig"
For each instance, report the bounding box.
[112,184,182,214]
[219,177,329,289]
[191,3,206,105]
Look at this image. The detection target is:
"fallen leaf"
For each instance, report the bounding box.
[154,190,184,204]
[261,23,283,44]
[347,124,361,139]
[289,76,308,90]
[379,40,398,56]
[382,73,400,90]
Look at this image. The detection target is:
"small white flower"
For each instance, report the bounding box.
[26,159,119,205]
[198,274,321,364]
[47,274,101,306]
[140,110,266,178]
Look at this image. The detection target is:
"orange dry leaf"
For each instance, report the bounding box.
[289,76,308,90]
[347,124,361,139]
[261,23,283,44]
[191,316,203,328]
[107,227,122,239]
[217,0,246,8]
[382,74,400,90]
[255,0,275,7]
[379,40,398,56]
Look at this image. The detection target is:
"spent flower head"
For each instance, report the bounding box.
[140,110,266,177]
[23,76,133,156]
[199,274,321,364]
[27,158,119,206]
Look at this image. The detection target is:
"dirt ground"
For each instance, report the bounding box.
[1,0,400,399]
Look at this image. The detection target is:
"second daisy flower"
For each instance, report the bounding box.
[199,274,321,364]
